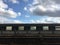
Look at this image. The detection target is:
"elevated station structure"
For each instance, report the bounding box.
[0,24,60,45]
[0,24,60,37]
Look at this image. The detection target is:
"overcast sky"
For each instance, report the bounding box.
[0,0,60,24]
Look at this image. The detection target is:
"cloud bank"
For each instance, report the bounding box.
[28,0,60,17]
[29,17,60,23]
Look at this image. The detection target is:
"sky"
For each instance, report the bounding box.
[1,0,60,24]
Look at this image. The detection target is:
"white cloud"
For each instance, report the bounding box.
[0,0,21,18]
[27,0,60,17]
[14,20,22,23]
[0,0,22,23]
[18,12,21,16]
[24,7,28,11]
[0,0,8,9]
[25,15,30,18]
[7,8,18,18]
[32,0,39,5]
[0,8,21,18]
[0,16,22,24]
[29,17,60,23]
[30,20,36,23]
[10,0,19,4]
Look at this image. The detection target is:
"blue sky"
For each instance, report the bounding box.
[0,0,60,23]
